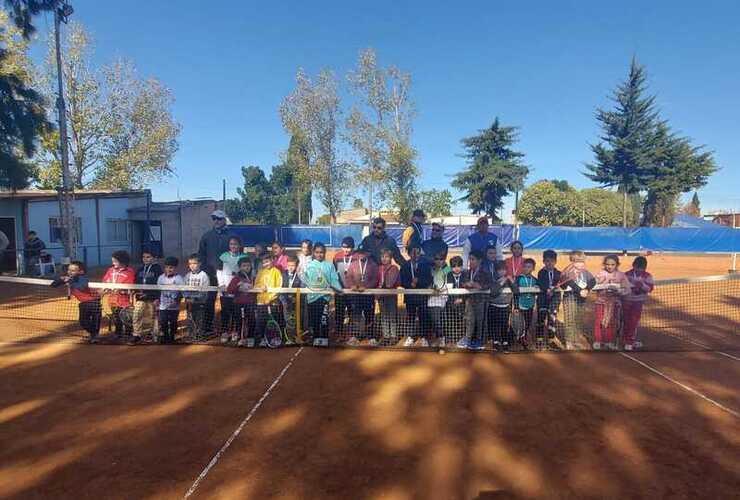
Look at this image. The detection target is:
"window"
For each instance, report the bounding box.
[49,217,83,244]
[106,219,130,243]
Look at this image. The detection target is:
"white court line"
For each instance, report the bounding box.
[620,352,740,419]
[671,336,740,362]
[183,347,304,499]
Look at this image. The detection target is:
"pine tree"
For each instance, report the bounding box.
[452,118,528,221]
[585,58,661,227]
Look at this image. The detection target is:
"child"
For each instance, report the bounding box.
[512,258,538,349]
[157,257,184,344]
[272,241,288,273]
[445,256,466,346]
[377,248,400,343]
[482,244,498,275]
[489,260,514,352]
[428,252,450,347]
[333,236,355,336]
[536,249,562,349]
[623,256,655,351]
[183,254,210,340]
[227,256,257,347]
[298,239,313,272]
[50,260,100,343]
[457,250,491,350]
[254,253,284,346]
[251,243,266,277]
[218,236,244,344]
[558,250,596,349]
[102,250,136,339]
[400,244,433,347]
[131,249,162,345]
[344,248,379,346]
[303,242,342,347]
[593,254,631,350]
[505,240,525,280]
[280,255,304,344]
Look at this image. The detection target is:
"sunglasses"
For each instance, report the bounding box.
[211,216,225,221]
[432,228,443,232]
[434,257,445,261]
[373,226,384,230]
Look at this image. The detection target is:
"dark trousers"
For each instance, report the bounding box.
[335,294,351,332]
[405,296,429,338]
[489,305,510,344]
[464,299,487,341]
[220,296,236,333]
[429,306,444,338]
[349,295,375,338]
[204,267,218,333]
[158,309,179,341]
[79,300,101,337]
[234,304,256,339]
[308,298,330,339]
[519,308,534,340]
[537,295,561,339]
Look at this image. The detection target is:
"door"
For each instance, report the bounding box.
[0,218,17,273]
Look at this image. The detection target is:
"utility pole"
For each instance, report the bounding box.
[54,1,76,262]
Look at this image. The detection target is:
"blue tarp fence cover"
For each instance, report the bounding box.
[230,224,740,252]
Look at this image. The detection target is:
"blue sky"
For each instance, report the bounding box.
[30,0,740,220]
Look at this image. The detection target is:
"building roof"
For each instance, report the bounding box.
[0,189,150,200]
[128,199,220,213]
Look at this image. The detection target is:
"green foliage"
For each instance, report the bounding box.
[518,180,580,226]
[316,214,332,225]
[585,58,661,226]
[351,197,364,209]
[681,192,701,217]
[270,159,312,224]
[385,141,418,223]
[581,188,633,227]
[416,189,453,218]
[452,117,529,221]
[226,166,275,224]
[0,6,50,189]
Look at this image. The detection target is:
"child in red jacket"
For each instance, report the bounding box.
[102,250,136,338]
[227,256,257,347]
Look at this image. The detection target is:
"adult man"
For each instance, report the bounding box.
[402,209,426,255]
[421,222,448,264]
[359,217,405,266]
[197,210,234,334]
[23,231,46,276]
[462,216,503,268]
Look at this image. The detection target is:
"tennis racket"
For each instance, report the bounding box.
[239,305,251,347]
[264,305,282,348]
[99,290,114,333]
[283,307,298,345]
[185,300,198,341]
[511,307,527,348]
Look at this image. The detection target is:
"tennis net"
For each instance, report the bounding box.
[0,274,737,352]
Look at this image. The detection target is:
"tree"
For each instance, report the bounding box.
[416,189,452,218]
[346,48,419,221]
[0,5,50,189]
[270,159,312,224]
[226,165,275,224]
[280,68,349,223]
[581,188,633,227]
[518,180,581,226]
[452,118,529,221]
[641,124,717,226]
[283,134,312,224]
[585,58,661,227]
[681,192,701,217]
[34,24,180,190]
[351,197,364,209]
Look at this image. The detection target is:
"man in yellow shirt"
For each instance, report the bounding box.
[255,253,284,346]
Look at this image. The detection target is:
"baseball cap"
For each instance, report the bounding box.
[211,210,227,219]
[477,216,489,225]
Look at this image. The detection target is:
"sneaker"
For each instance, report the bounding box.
[231,332,240,343]
[438,337,446,348]
[493,340,500,351]
[237,338,249,347]
[313,338,324,347]
[592,342,601,351]
[634,341,643,349]
[368,339,379,347]
[502,341,510,353]
[220,332,230,344]
[259,338,267,348]
[624,344,633,351]
[403,336,415,348]
[468,339,483,350]
[88,336,99,345]
[607,342,617,351]
[346,336,360,346]
[456,337,470,349]
[246,338,256,348]
[128,335,142,346]
[419,338,430,347]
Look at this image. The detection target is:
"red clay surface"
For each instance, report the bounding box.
[1,344,738,500]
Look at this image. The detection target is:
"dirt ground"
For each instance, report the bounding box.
[0,345,737,499]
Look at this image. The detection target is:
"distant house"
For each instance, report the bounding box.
[0,189,149,272]
[335,208,400,225]
[706,212,740,228]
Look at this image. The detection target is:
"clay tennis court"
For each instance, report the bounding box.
[0,254,738,499]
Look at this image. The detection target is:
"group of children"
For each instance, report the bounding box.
[51,237,655,351]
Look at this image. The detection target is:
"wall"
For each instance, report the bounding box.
[0,199,25,245]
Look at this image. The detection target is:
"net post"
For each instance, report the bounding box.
[295,287,302,340]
